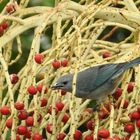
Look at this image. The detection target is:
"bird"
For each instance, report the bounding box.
[52,57,140,102]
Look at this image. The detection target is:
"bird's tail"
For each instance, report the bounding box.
[122,56,140,70]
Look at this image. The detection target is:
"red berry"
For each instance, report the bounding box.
[112,88,123,100]
[46,123,52,134]
[57,132,66,140]
[45,87,48,93]
[112,135,121,140]
[55,102,64,111]
[27,85,37,95]
[32,133,42,140]
[25,116,34,126]
[10,73,19,84]
[6,118,13,129]
[52,60,61,69]
[18,110,28,120]
[84,134,93,140]
[74,130,82,140]
[41,98,48,107]
[48,105,59,114]
[61,59,68,67]
[127,82,134,93]
[98,128,110,138]
[1,21,9,30]
[34,54,44,64]
[61,89,67,95]
[119,100,129,109]
[97,137,101,140]
[62,113,70,123]
[123,135,130,140]
[37,83,43,93]
[14,102,24,110]
[86,120,95,130]
[85,108,93,113]
[118,99,129,109]
[0,25,4,36]
[99,110,109,119]
[106,138,113,140]
[0,106,10,115]
[136,119,140,128]
[131,111,140,120]
[17,126,27,135]
[104,103,111,112]
[102,52,111,58]
[124,123,135,133]
[6,3,15,13]
[24,128,31,138]
[16,134,21,140]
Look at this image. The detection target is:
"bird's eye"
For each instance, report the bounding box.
[63,81,68,85]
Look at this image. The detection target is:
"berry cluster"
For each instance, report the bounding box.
[52,59,68,69]
[34,54,68,70]
[0,2,16,37]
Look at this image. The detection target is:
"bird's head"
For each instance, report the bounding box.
[52,74,73,92]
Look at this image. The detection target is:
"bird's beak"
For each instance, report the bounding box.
[51,83,63,90]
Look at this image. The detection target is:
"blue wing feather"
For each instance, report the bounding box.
[77,63,125,92]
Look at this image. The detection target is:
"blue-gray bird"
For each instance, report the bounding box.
[52,57,140,101]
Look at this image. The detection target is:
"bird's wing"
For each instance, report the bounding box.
[77,63,125,92]
[89,63,126,91]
